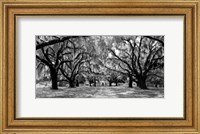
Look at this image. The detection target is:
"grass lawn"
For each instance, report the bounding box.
[36,83,164,98]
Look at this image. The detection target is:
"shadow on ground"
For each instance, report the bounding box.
[36,84,164,98]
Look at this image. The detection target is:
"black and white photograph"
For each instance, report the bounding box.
[36,35,164,98]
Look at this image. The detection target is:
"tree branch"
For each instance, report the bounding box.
[137,36,143,74]
[41,48,52,66]
[36,36,88,50]
[58,67,70,80]
[58,59,73,69]
[108,49,133,72]
[36,55,51,67]
[144,36,164,46]
[104,65,128,76]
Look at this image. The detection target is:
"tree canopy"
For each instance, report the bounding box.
[36,35,164,89]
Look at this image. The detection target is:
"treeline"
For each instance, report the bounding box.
[36,36,164,89]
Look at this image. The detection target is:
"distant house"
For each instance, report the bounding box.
[99,80,109,86]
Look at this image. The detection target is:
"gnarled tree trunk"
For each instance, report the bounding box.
[76,80,79,87]
[69,79,75,88]
[137,76,147,89]
[109,82,112,86]
[128,76,133,88]
[50,68,58,90]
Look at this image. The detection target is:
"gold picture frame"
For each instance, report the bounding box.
[0,0,199,133]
